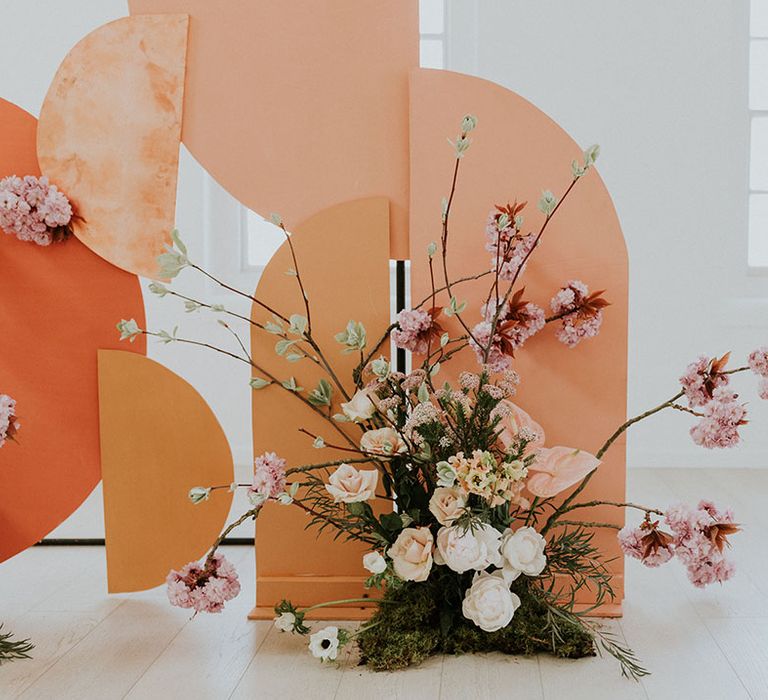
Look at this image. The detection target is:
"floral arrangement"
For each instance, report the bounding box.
[117,116,762,679]
[0,174,74,246]
[0,393,20,448]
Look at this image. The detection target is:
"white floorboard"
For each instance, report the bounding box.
[0,470,765,699]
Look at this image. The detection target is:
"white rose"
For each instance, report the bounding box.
[501,526,547,580]
[325,464,378,503]
[462,571,521,632]
[360,427,407,456]
[308,626,340,661]
[387,527,434,582]
[274,612,295,632]
[341,388,376,422]
[362,551,387,575]
[434,524,503,574]
[428,487,467,526]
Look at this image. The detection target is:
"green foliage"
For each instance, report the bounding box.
[357,579,594,672]
[0,626,33,664]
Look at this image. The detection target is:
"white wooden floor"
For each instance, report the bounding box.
[1,468,767,699]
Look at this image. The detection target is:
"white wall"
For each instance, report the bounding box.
[3,1,766,537]
[447,0,768,468]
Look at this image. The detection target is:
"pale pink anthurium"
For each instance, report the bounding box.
[526,446,600,498]
[498,401,546,452]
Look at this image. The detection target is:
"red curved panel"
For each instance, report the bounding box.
[0,97,146,561]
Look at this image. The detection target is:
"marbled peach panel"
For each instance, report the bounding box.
[37,14,188,279]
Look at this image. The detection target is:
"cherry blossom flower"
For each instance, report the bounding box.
[484,202,536,281]
[748,347,768,378]
[618,517,674,568]
[249,452,287,504]
[0,175,73,246]
[550,280,609,348]
[689,387,747,449]
[679,353,730,407]
[166,553,241,613]
[392,308,444,354]
[0,394,20,448]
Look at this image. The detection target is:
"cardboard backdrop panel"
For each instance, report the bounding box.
[0,98,146,562]
[250,197,390,618]
[128,0,417,259]
[37,14,188,280]
[409,69,629,612]
[98,350,234,592]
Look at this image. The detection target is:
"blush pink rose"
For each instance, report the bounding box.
[325,463,378,503]
[387,527,434,581]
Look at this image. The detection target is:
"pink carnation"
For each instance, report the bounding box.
[249,451,287,503]
[0,394,20,448]
[689,387,747,449]
[166,553,241,613]
[748,347,768,378]
[0,175,73,246]
[392,308,443,355]
[679,354,730,408]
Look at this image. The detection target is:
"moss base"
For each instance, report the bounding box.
[357,579,595,671]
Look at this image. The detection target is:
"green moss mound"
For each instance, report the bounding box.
[357,579,595,671]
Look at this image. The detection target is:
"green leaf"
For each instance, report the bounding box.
[281,377,303,392]
[289,314,308,336]
[346,502,365,517]
[417,382,430,404]
[264,321,284,335]
[170,228,187,256]
[249,377,271,389]
[275,339,296,356]
[379,512,403,532]
[308,378,333,407]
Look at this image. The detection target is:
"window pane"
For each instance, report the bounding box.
[419,0,444,34]
[246,210,285,267]
[750,42,768,109]
[752,0,768,37]
[749,194,768,266]
[751,117,768,190]
[420,39,444,69]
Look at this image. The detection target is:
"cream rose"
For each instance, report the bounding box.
[362,551,387,575]
[360,427,407,456]
[501,526,547,580]
[325,463,378,503]
[428,487,467,526]
[387,527,434,582]
[462,571,521,632]
[340,388,376,422]
[434,524,503,574]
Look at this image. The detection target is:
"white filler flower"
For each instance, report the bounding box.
[362,551,387,575]
[274,612,296,632]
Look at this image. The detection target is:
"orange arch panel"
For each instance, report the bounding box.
[98,350,234,592]
[408,69,629,610]
[250,197,391,615]
[37,14,188,279]
[0,98,146,562]
[128,0,417,259]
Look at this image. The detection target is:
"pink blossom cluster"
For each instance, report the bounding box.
[0,394,20,448]
[618,523,674,568]
[0,175,73,246]
[620,501,738,588]
[470,300,545,372]
[249,451,287,503]
[748,348,768,399]
[665,501,737,588]
[166,553,241,613]
[690,387,746,449]
[679,355,728,408]
[550,280,603,348]
[484,211,536,281]
[392,309,435,354]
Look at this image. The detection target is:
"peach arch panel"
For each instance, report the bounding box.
[37,14,188,279]
[249,197,391,618]
[408,69,629,613]
[0,98,146,562]
[98,350,233,592]
[128,0,417,259]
